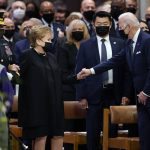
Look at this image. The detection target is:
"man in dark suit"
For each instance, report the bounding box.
[110,0,126,38]
[76,11,129,150]
[80,0,96,37]
[79,12,150,150]
[14,38,30,64]
[39,1,65,50]
[0,18,20,74]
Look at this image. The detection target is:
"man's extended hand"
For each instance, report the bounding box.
[77,68,92,79]
[76,71,86,80]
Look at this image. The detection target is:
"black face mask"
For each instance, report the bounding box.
[96,26,110,37]
[4,29,15,39]
[146,18,150,30]
[83,10,95,22]
[0,3,7,9]
[43,42,53,52]
[119,29,128,39]
[26,10,38,19]
[111,6,124,21]
[126,7,137,14]
[42,13,54,24]
[72,31,84,41]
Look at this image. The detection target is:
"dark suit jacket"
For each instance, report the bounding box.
[0,39,16,68]
[109,19,119,38]
[94,30,150,96]
[41,19,65,49]
[52,22,65,40]
[82,18,96,37]
[76,36,128,104]
[14,39,30,64]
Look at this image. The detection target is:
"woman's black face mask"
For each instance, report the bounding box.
[72,31,84,41]
[43,42,53,52]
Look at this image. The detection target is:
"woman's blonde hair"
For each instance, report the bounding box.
[66,19,90,44]
[65,14,81,26]
[29,25,53,48]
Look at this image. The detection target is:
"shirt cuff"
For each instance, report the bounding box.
[142,91,150,97]
[90,68,95,74]
[7,72,13,81]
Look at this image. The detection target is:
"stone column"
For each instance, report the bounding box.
[139,0,150,20]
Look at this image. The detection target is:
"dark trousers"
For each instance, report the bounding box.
[86,104,103,150]
[137,98,150,150]
[101,87,118,138]
[86,86,118,150]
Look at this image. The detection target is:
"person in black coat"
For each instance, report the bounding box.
[57,19,90,100]
[18,25,64,150]
[57,19,89,150]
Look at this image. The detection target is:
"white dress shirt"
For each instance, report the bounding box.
[132,28,140,52]
[94,35,113,84]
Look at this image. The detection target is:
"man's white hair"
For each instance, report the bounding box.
[29,18,43,26]
[119,12,139,27]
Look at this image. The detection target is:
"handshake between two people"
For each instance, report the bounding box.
[76,68,132,106]
[76,68,92,80]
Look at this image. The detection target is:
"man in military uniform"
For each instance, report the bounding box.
[0,12,14,150]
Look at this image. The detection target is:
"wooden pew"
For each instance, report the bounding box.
[9,99,102,150]
[64,101,87,150]
[103,105,140,150]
